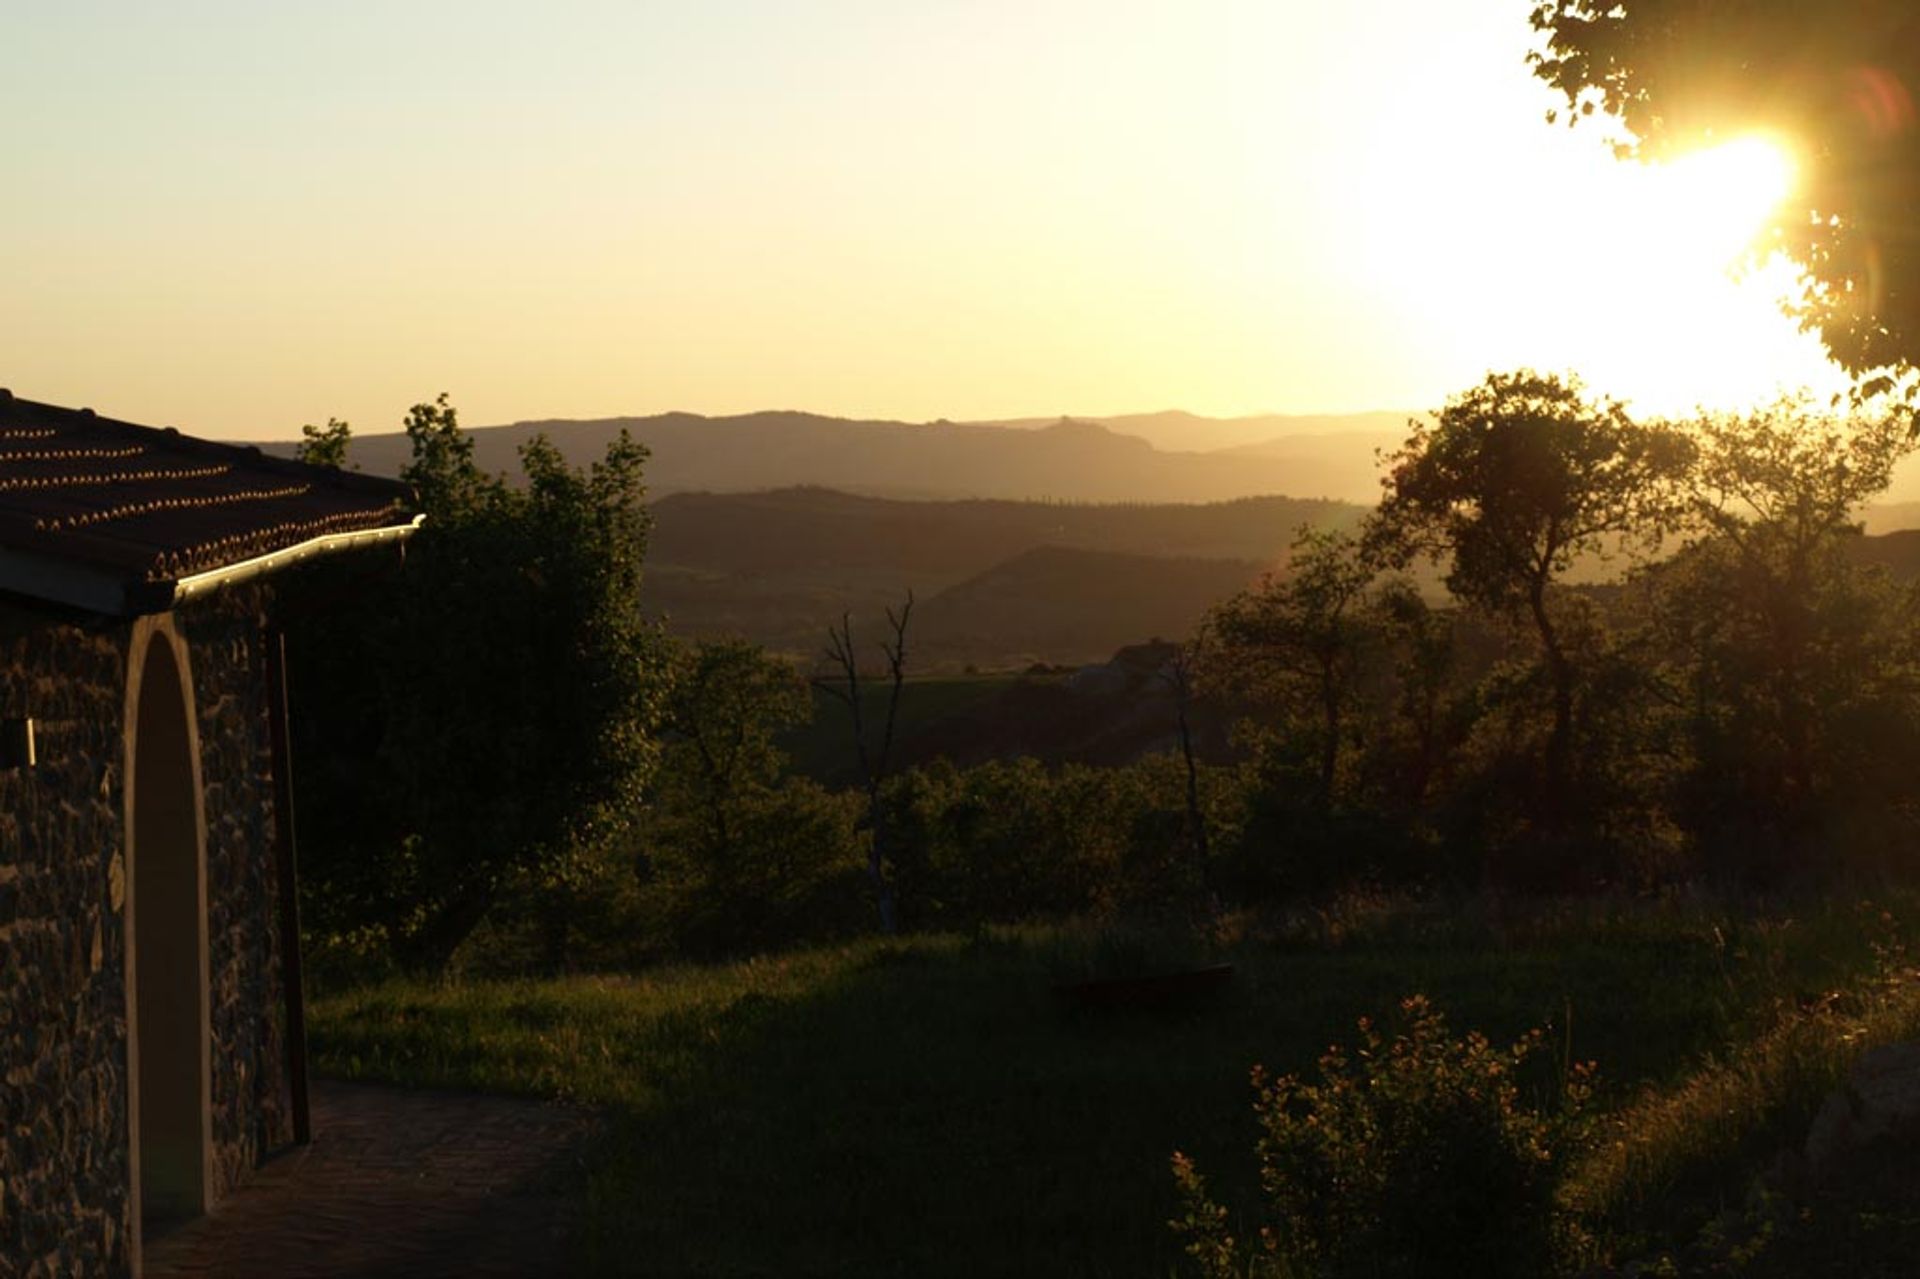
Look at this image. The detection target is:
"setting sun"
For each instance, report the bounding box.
[1656,135,1798,266]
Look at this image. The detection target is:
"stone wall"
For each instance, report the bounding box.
[0,585,296,1277]
[179,586,293,1196]
[0,601,134,1278]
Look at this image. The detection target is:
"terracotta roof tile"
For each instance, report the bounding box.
[0,391,417,612]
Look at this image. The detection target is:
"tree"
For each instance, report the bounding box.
[656,639,810,867]
[1371,371,1691,820]
[815,594,914,935]
[297,417,353,469]
[1204,527,1375,813]
[1529,0,1920,383]
[640,638,865,955]
[400,391,488,516]
[1365,576,1461,812]
[1650,397,1919,870]
[288,395,668,972]
[1155,637,1212,892]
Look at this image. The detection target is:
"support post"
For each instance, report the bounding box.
[264,627,311,1145]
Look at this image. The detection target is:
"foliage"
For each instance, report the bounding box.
[1373,371,1691,613]
[1372,370,1691,827]
[656,639,811,858]
[1204,527,1376,813]
[1649,400,1920,877]
[296,416,353,468]
[311,897,1920,1275]
[881,755,1208,929]
[638,639,869,957]
[289,394,667,973]
[639,774,868,959]
[814,594,916,934]
[1563,911,1920,1266]
[1528,0,1920,382]
[1173,997,1592,1279]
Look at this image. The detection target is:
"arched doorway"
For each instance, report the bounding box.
[125,619,211,1246]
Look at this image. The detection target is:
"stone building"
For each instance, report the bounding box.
[0,392,418,1277]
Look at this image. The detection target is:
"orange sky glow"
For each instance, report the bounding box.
[0,1,1848,440]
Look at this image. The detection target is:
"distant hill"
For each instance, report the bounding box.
[972,409,1417,454]
[643,488,1361,669]
[912,547,1261,670]
[264,409,1402,505]
[1862,502,1920,535]
[1847,527,1920,577]
[647,487,1359,577]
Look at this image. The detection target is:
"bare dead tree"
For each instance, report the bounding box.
[815,590,913,934]
[1157,636,1210,894]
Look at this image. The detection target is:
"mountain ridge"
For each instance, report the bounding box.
[258,408,1414,505]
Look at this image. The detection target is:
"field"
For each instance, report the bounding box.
[312,895,1920,1276]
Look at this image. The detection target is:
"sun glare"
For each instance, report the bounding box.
[1655,135,1798,265]
[1355,125,1828,417]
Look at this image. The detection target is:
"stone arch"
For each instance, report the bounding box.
[122,614,212,1259]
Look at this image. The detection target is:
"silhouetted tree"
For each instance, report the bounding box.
[658,639,809,867]
[1205,527,1375,813]
[1651,398,1919,872]
[1365,576,1461,812]
[1371,371,1691,824]
[296,417,353,469]
[1529,0,1920,383]
[1158,638,1211,887]
[815,593,914,934]
[290,396,667,972]
[636,639,866,955]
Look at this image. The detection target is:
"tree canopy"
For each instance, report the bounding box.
[1529,0,1920,381]
[287,397,668,972]
[1371,370,1691,818]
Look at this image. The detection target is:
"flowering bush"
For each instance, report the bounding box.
[1173,996,1592,1279]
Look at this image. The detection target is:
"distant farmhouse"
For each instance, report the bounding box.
[0,393,417,1276]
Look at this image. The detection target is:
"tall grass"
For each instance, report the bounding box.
[1563,915,1920,1263]
[309,893,1920,1275]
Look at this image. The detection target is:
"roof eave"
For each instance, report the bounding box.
[0,514,425,618]
[0,545,144,615]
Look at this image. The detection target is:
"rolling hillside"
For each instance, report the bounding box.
[973,408,1415,454]
[642,488,1360,669]
[266,410,1403,504]
[910,547,1261,670]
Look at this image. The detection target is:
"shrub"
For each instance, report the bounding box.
[640,776,867,959]
[1172,996,1592,1279]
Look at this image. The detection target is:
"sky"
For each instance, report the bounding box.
[1,1,1852,440]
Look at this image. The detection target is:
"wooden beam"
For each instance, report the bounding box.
[263,627,311,1146]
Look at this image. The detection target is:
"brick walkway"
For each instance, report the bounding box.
[142,1079,600,1278]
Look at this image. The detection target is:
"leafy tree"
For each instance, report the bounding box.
[400,391,490,515]
[1371,371,1691,822]
[1687,395,1908,547]
[1204,527,1376,813]
[640,639,867,955]
[655,639,809,866]
[880,755,1199,928]
[1362,576,1462,813]
[1156,638,1213,894]
[289,395,668,972]
[1650,398,1920,873]
[1528,0,1920,382]
[296,417,353,468]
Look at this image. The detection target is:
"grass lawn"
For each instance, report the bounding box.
[310,896,1920,1276]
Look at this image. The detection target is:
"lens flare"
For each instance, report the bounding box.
[1657,135,1798,264]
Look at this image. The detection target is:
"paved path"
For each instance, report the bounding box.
[142,1079,599,1278]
